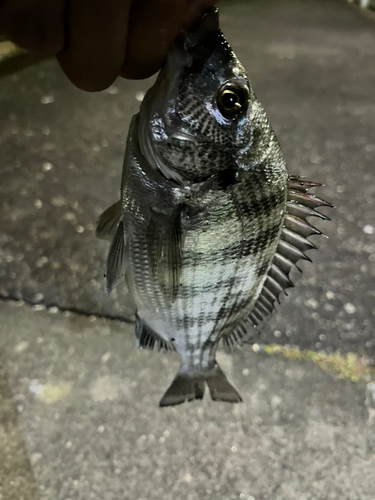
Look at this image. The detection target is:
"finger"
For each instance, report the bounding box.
[121,0,218,80]
[57,0,132,92]
[0,0,64,56]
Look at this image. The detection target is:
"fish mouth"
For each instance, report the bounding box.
[174,7,220,54]
[187,7,219,35]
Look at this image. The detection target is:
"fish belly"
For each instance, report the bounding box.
[129,175,286,371]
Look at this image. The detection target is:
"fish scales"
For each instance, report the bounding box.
[97,8,331,406]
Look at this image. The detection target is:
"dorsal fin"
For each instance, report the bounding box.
[222,175,332,352]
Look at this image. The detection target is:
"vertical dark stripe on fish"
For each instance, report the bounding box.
[204,184,246,357]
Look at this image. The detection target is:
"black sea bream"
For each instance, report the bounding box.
[96,8,331,406]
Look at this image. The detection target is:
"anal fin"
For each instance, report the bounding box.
[135,315,174,352]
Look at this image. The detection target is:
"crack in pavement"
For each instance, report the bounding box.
[0,295,136,325]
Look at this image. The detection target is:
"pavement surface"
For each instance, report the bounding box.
[0,0,375,499]
[1,301,375,500]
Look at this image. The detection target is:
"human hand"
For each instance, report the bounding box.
[0,0,217,91]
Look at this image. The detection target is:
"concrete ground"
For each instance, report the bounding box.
[0,301,375,500]
[0,0,375,498]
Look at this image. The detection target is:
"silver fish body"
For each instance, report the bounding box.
[97,8,331,406]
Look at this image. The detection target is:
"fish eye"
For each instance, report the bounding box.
[217,82,249,119]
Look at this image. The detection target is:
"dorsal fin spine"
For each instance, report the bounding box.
[221,175,331,351]
[284,214,322,237]
[281,228,318,252]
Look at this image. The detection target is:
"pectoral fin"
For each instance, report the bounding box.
[105,220,126,296]
[96,201,122,241]
[146,209,182,303]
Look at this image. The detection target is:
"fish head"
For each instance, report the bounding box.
[139,8,253,183]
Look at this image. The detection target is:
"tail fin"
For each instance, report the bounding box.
[206,364,243,403]
[159,364,242,407]
[159,375,205,407]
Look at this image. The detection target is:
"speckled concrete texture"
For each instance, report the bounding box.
[1,0,374,358]
[0,359,41,500]
[1,301,375,500]
[0,61,144,320]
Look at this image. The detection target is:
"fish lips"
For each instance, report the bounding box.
[174,7,221,63]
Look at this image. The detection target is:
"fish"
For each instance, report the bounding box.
[96,8,332,407]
